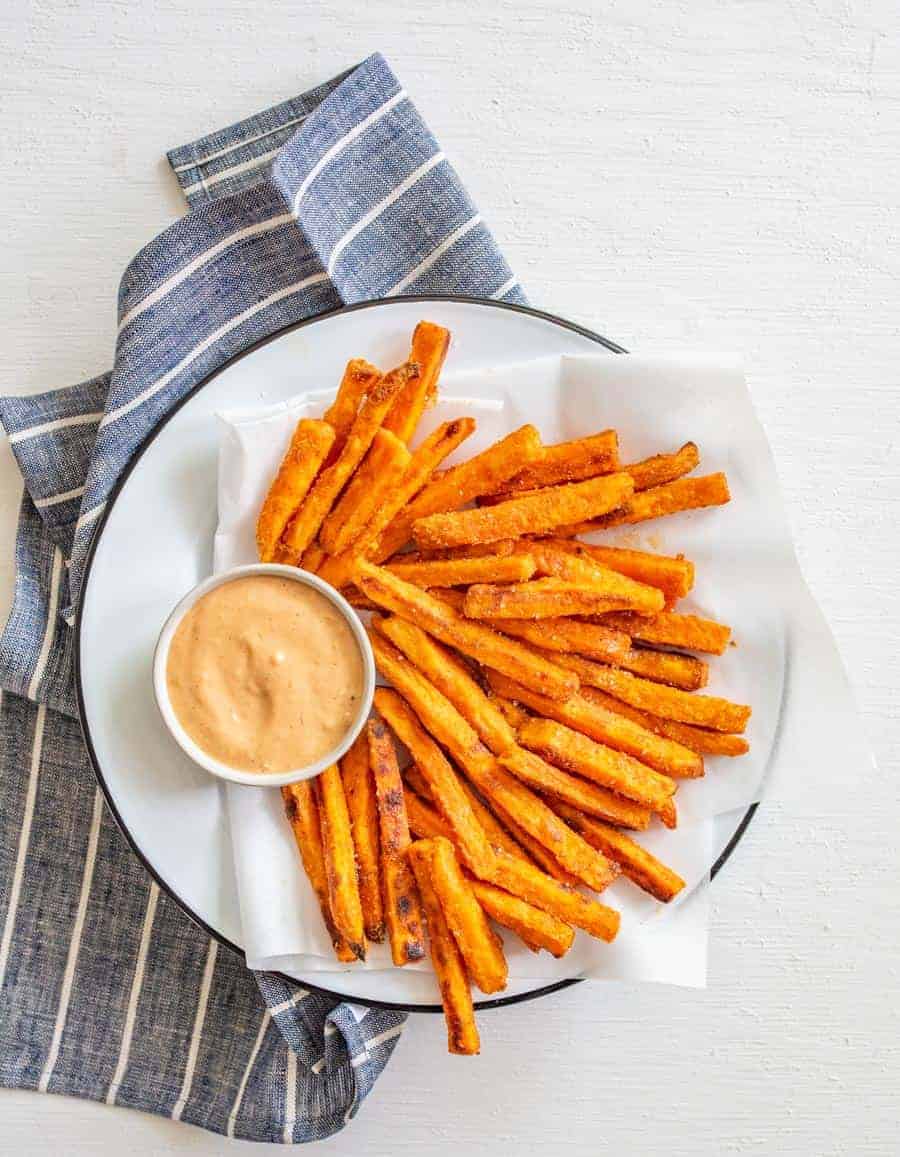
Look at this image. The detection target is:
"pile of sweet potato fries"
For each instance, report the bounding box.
[258,321,751,1054]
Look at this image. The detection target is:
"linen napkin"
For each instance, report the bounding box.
[0,53,523,1143]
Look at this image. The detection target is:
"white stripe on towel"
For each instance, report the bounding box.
[384,214,482,297]
[327,151,445,276]
[38,787,105,1092]
[292,89,407,211]
[171,938,219,1121]
[105,881,160,1105]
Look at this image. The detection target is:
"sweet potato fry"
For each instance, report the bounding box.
[525,539,665,615]
[501,745,652,829]
[425,836,508,994]
[577,664,751,733]
[547,643,708,694]
[367,716,426,966]
[318,418,478,588]
[383,321,451,443]
[561,472,730,534]
[281,783,355,963]
[484,797,582,887]
[372,632,617,891]
[300,543,327,572]
[463,578,632,620]
[599,611,732,655]
[414,539,519,562]
[319,428,411,555]
[372,614,517,757]
[413,472,634,550]
[340,734,384,943]
[625,441,700,492]
[485,669,703,779]
[404,790,613,945]
[517,717,677,819]
[580,688,750,756]
[277,362,415,562]
[315,764,366,960]
[486,616,632,663]
[403,793,574,955]
[323,358,381,449]
[374,425,544,559]
[468,879,574,957]
[492,430,619,497]
[484,686,530,730]
[407,841,479,1055]
[386,553,536,588]
[356,562,579,701]
[553,801,686,902]
[256,419,335,562]
[374,688,494,876]
[543,540,695,604]
[488,848,620,942]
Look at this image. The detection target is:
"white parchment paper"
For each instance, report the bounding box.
[215,355,782,984]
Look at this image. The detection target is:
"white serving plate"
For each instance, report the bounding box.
[75,297,843,1010]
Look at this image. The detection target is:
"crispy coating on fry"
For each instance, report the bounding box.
[579,689,749,756]
[546,642,708,694]
[375,425,544,559]
[374,642,618,892]
[340,734,384,943]
[315,764,366,959]
[561,472,730,534]
[256,420,335,562]
[488,848,620,942]
[577,664,751,733]
[501,745,652,829]
[404,789,610,946]
[367,716,426,965]
[518,717,677,817]
[281,783,355,962]
[372,614,517,757]
[525,539,665,615]
[414,472,634,551]
[356,562,579,701]
[323,358,382,449]
[493,430,619,497]
[319,428,411,555]
[543,540,695,604]
[374,688,495,876]
[386,553,537,588]
[484,797,582,887]
[553,802,686,902]
[413,539,519,562]
[383,321,451,443]
[599,611,732,655]
[486,669,703,780]
[463,578,628,621]
[320,418,477,587]
[469,878,575,957]
[407,841,480,1054]
[486,616,632,663]
[425,837,508,994]
[277,362,415,561]
[625,441,700,492]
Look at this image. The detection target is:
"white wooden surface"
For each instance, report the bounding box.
[1,1,898,1153]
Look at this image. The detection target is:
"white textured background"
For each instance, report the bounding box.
[1,2,898,1154]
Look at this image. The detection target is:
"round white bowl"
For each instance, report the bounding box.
[152,563,375,787]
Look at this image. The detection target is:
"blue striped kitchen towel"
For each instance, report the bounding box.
[0,53,525,1143]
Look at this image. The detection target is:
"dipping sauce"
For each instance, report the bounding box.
[166,575,365,774]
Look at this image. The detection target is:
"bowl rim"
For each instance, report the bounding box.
[152,562,376,787]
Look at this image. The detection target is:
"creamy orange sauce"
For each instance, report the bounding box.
[166,575,364,774]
